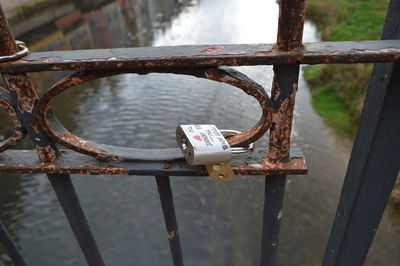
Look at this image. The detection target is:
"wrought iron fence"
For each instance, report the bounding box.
[0,0,399,265]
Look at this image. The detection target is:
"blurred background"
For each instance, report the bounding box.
[0,0,398,265]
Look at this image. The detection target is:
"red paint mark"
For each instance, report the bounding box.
[201,46,224,53]
[193,135,202,141]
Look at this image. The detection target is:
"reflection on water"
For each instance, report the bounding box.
[0,0,399,265]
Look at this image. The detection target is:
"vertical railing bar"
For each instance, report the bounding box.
[48,174,105,266]
[260,0,306,265]
[323,64,400,265]
[0,220,27,266]
[0,5,105,266]
[260,175,286,266]
[155,176,184,266]
[323,1,400,265]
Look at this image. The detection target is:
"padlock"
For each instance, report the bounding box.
[176,125,231,165]
[176,125,255,181]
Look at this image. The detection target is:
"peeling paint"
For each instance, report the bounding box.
[201,46,224,53]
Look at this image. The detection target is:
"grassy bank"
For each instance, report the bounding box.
[303,0,400,207]
[304,0,389,134]
[303,65,355,135]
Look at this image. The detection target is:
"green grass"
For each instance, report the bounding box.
[311,84,354,134]
[304,66,355,135]
[306,0,389,41]
[304,0,389,135]
[305,0,400,207]
[302,64,321,81]
[330,1,388,41]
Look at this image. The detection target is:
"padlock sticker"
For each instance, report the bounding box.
[179,125,230,152]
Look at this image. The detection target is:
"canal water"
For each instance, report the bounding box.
[0,0,399,265]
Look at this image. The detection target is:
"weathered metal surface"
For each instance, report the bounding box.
[261,1,306,265]
[267,66,299,162]
[276,0,306,51]
[0,0,397,264]
[204,68,272,147]
[0,41,29,62]
[46,173,106,266]
[0,40,399,73]
[323,1,400,265]
[0,89,26,152]
[267,0,305,163]
[3,73,59,162]
[0,148,307,176]
[36,67,273,160]
[156,176,184,266]
[0,5,106,266]
[0,12,58,161]
[260,175,287,266]
[0,220,27,266]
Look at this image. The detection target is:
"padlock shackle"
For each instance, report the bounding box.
[220,129,255,157]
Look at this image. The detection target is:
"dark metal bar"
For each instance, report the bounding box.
[260,1,306,265]
[0,149,307,176]
[48,174,105,266]
[323,1,400,265]
[0,40,400,73]
[323,64,400,266]
[155,176,184,266]
[260,175,286,266]
[0,6,105,266]
[0,220,27,266]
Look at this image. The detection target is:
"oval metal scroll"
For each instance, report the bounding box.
[0,90,26,152]
[37,67,273,161]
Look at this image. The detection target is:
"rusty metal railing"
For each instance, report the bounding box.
[0,0,400,265]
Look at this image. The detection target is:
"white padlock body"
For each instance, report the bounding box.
[176,125,232,165]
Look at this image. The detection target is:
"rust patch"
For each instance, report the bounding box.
[167,231,176,240]
[268,89,296,163]
[204,68,273,147]
[36,145,57,163]
[267,0,305,162]
[0,163,129,175]
[232,156,307,176]
[110,156,123,162]
[0,98,26,152]
[0,151,306,175]
[36,71,124,158]
[276,0,306,51]
[1,56,61,163]
[59,132,109,158]
[3,73,38,113]
[35,72,112,158]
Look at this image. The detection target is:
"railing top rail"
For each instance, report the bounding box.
[0,40,398,73]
